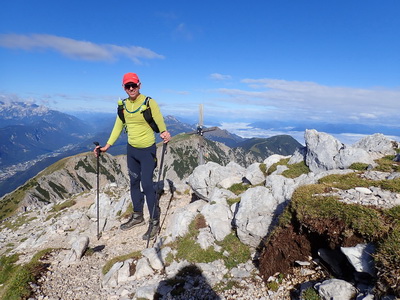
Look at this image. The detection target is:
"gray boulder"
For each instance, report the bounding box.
[102,261,124,287]
[316,278,357,300]
[133,257,154,280]
[353,133,397,158]
[341,243,376,277]
[305,129,375,173]
[163,200,207,243]
[305,129,344,173]
[263,154,291,172]
[288,147,307,164]
[201,202,232,242]
[234,186,279,247]
[141,247,171,271]
[187,162,245,200]
[244,162,265,185]
[62,235,89,265]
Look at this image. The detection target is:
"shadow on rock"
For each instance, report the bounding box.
[154,264,221,300]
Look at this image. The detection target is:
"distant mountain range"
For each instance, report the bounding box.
[0,101,302,198]
[0,132,302,219]
[0,101,96,169]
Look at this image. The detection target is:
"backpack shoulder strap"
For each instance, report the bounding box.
[142,96,160,133]
[117,98,126,124]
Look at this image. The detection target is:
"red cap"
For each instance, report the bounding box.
[122,73,140,85]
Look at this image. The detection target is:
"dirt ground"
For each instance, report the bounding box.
[258,217,365,281]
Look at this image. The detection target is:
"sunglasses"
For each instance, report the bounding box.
[124,83,139,89]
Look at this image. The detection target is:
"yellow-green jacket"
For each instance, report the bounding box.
[106,94,167,148]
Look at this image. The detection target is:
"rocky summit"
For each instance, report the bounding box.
[0,130,399,300]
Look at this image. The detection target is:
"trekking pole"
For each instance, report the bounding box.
[146,142,168,248]
[93,142,101,240]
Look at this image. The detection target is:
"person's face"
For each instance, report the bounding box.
[124,82,141,99]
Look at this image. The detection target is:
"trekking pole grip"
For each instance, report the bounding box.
[93,141,101,156]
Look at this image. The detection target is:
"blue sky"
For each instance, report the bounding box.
[1,0,399,144]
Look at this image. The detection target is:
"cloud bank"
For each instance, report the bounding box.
[214,78,400,126]
[0,33,164,63]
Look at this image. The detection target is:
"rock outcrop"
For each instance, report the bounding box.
[0,130,399,300]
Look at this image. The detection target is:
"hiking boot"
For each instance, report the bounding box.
[142,218,159,240]
[120,212,144,231]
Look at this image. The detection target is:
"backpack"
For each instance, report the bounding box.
[117,96,160,133]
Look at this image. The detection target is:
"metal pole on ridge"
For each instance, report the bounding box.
[146,142,168,248]
[93,142,101,240]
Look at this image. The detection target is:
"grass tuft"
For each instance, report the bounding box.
[228,183,250,195]
[102,250,142,275]
[50,200,76,212]
[283,171,400,297]
[167,214,250,270]
[0,248,54,300]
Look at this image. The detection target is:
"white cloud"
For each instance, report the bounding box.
[215,78,400,125]
[219,121,400,145]
[209,73,232,81]
[358,113,377,119]
[219,122,253,130]
[219,121,305,144]
[0,34,164,63]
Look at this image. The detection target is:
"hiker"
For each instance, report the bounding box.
[93,72,171,240]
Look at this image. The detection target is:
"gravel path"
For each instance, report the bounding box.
[24,195,317,300]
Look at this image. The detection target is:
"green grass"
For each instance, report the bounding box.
[2,214,37,231]
[266,280,279,292]
[267,158,290,175]
[385,205,400,221]
[0,254,19,285]
[282,171,400,297]
[259,163,267,175]
[349,162,370,171]
[50,199,76,212]
[102,250,142,275]
[0,179,36,222]
[281,161,310,178]
[214,280,244,293]
[318,172,400,193]
[167,214,250,270]
[217,233,251,269]
[227,197,241,207]
[228,183,250,195]
[378,178,400,193]
[290,184,388,239]
[302,287,321,300]
[0,152,96,222]
[171,214,221,263]
[0,248,54,300]
[267,158,310,178]
[374,155,400,173]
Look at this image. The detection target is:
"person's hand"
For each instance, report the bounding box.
[160,131,171,143]
[93,144,110,157]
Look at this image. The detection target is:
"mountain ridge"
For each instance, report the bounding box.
[0,131,301,216]
[0,130,398,299]
[0,101,302,198]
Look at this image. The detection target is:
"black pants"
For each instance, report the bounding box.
[127,143,159,219]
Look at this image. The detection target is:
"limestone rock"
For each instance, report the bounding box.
[234,186,279,247]
[341,243,376,276]
[316,278,357,300]
[244,162,266,185]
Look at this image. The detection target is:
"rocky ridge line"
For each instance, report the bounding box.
[0,130,399,299]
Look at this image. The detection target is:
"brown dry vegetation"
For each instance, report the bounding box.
[258,155,400,298]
